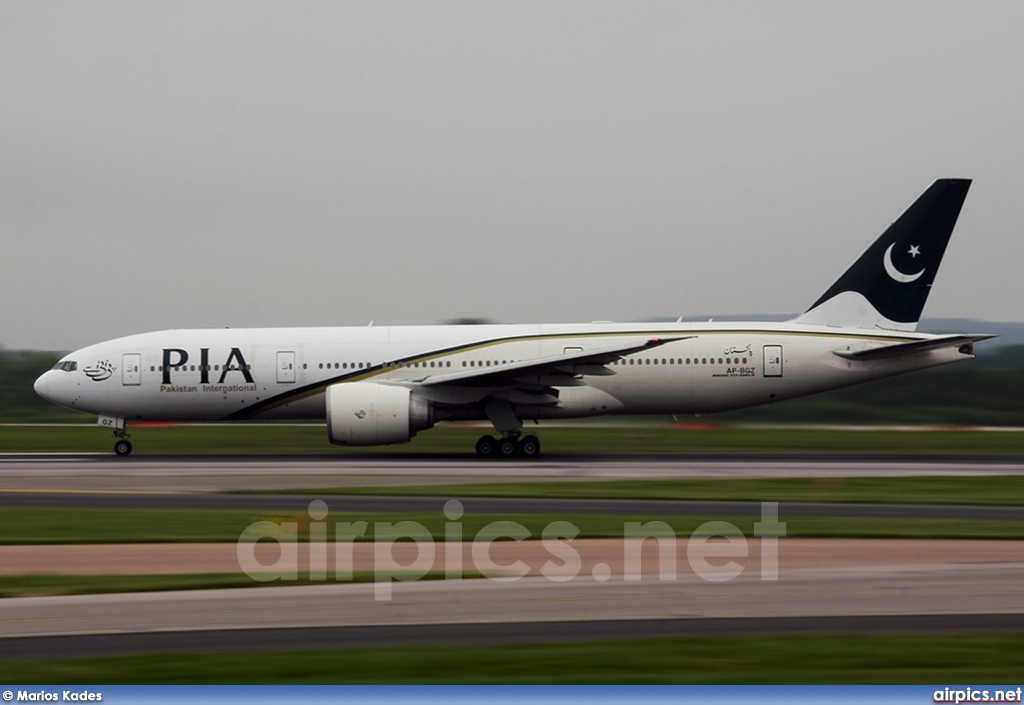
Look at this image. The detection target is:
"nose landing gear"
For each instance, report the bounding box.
[100,415,132,457]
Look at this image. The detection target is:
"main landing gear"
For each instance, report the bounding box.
[475,399,540,459]
[475,433,541,459]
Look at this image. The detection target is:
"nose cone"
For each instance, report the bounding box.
[34,371,51,401]
[35,368,80,410]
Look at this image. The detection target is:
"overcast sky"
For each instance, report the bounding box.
[2,2,1023,350]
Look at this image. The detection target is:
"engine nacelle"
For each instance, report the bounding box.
[326,382,434,446]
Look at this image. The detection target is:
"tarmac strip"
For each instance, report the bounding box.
[1,538,1022,576]
[2,455,1024,493]
[3,613,1024,662]
[2,562,1022,639]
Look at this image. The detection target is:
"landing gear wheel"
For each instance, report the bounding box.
[114,439,133,457]
[475,435,497,458]
[497,438,519,458]
[518,435,541,458]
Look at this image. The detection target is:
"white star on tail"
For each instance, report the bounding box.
[884,243,926,283]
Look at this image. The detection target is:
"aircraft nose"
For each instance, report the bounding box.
[34,372,51,401]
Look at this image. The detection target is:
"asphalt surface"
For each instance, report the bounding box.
[6,557,1024,659]
[3,614,1023,662]
[1,490,1021,521]
[1,454,1022,519]
[3,453,1024,493]
[0,454,1020,662]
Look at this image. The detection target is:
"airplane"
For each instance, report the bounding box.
[34,178,992,458]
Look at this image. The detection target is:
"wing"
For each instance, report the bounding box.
[400,336,692,406]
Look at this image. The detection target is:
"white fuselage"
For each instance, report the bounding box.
[31,179,983,458]
[35,321,970,425]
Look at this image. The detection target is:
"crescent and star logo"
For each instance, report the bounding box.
[883,243,925,284]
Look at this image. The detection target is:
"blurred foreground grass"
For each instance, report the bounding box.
[4,423,1024,454]
[1,507,1020,543]
[2,633,1022,684]
[283,476,1024,506]
[0,572,461,598]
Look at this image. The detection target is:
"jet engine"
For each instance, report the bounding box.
[326,382,435,445]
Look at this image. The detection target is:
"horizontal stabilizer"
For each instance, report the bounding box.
[833,334,996,361]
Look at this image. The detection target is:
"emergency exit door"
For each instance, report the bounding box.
[763,345,783,377]
[277,351,296,384]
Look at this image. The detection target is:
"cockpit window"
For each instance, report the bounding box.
[51,361,78,372]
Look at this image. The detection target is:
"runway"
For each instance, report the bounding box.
[5,560,1022,636]
[1,490,1022,521]
[5,614,1024,662]
[1,454,1021,520]
[2,453,1024,493]
[1,557,1022,659]
[0,455,1021,662]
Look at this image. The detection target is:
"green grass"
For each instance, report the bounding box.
[0,572,270,597]
[1,633,1022,683]
[289,476,1024,506]
[0,571,469,598]
[0,507,1020,544]
[0,507,282,544]
[4,423,1024,455]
